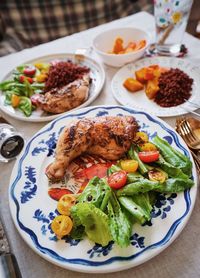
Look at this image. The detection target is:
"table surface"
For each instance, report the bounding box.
[0,11,200,278]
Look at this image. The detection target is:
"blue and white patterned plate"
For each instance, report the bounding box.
[9,105,197,273]
[0,54,105,122]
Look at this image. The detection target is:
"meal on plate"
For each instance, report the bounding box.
[0,60,90,116]
[45,115,194,247]
[109,37,146,54]
[123,64,193,107]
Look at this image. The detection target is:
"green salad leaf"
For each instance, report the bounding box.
[153,135,192,177]
[155,155,189,180]
[71,202,112,246]
[107,192,131,247]
[77,177,111,211]
[117,179,160,196]
[18,96,32,116]
[128,147,149,175]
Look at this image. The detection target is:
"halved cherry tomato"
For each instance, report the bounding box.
[51,215,73,239]
[19,75,33,84]
[135,131,149,143]
[57,194,76,215]
[23,66,36,76]
[148,168,167,183]
[120,160,138,173]
[36,73,47,83]
[48,188,72,201]
[11,94,20,108]
[140,142,157,152]
[108,170,127,189]
[138,151,160,163]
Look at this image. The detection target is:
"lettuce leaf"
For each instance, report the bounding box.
[77,177,111,211]
[71,202,112,246]
[153,135,192,177]
[107,192,131,247]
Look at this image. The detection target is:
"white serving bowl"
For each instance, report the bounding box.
[93,27,150,67]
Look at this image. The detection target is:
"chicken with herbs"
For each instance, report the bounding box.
[46,115,139,181]
[37,74,90,114]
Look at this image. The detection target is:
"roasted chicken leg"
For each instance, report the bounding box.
[46,116,139,181]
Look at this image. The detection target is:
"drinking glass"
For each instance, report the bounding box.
[154,0,193,56]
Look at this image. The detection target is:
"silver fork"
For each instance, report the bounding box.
[176,117,200,150]
[176,117,200,172]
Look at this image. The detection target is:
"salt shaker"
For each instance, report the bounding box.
[0,116,24,162]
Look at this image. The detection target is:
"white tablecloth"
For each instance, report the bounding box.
[0,11,200,278]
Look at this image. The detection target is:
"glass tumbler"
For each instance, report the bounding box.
[154,0,193,56]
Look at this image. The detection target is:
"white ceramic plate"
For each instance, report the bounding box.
[9,105,197,273]
[0,54,105,122]
[111,57,200,117]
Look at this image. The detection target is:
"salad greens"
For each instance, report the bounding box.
[71,202,112,246]
[0,63,47,117]
[56,135,194,247]
[107,192,131,247]
[152,135,192,176]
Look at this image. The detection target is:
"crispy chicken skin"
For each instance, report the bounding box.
[37,74,90,114]
[46,116,139,181]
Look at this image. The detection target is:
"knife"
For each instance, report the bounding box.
[0,219,22,278]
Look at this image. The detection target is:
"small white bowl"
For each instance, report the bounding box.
[93,27,150,67]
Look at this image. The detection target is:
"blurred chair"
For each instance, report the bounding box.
[0,0,153,56]
[186,0,200,38]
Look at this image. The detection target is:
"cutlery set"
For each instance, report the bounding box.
[0,219,21,278]
[176,116,200,173]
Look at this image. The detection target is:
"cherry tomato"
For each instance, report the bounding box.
[138,151,160,163]
[108,170,127,189]
[120,160,138,173]
[11,94,20,108]
[51,215,73,239]
[36,73,47,83]
[148,168,167,183]
[135,131,148,143]
[19,75,33,84]
[140,142,157,152]
[48,188,72,201]
[23,66,36,76]
[57,194,76,215]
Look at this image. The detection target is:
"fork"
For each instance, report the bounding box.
[176,118,200,172]
[176,117,200,150]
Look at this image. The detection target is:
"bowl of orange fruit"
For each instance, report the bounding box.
[93,27,150,67]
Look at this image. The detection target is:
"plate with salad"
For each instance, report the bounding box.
[0,54,105,122]
[9,105,197,273]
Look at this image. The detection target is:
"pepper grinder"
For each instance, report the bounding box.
[0,115,24,162]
